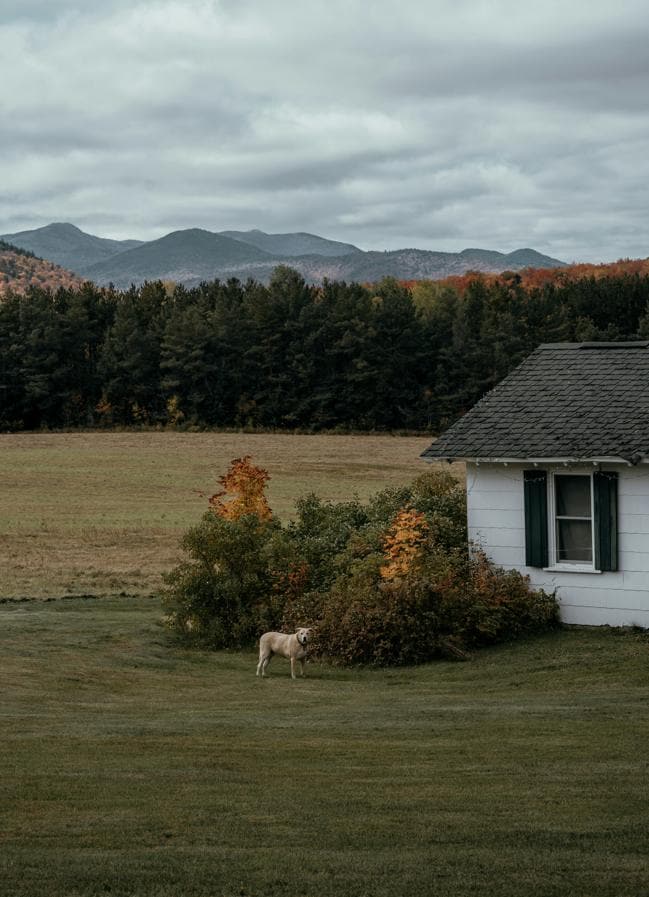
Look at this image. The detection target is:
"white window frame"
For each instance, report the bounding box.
[545,471,599,573]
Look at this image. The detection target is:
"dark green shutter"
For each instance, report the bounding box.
[524,469,548,567]
[594,471,618,572]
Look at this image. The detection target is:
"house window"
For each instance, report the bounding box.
[523,468,618,572]
[553,474,593,565]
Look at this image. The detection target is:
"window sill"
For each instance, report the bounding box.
[543,565,602,574]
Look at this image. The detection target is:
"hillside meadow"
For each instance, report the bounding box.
[0,431,448,599]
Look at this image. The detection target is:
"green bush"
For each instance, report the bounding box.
[161,512,279,647]
[312,546,558,666]
[282,493,370,591]
[314,554,447,667]
[162,467,559,662]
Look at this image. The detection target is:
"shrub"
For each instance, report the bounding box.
[282,492,369,591]
[408,468,467,551]
[161,511,279,647]
[314,554,447,666]
[162,461,559,662]
[162,457,278,647]
[314,547,558,666]
[428,548,560,654]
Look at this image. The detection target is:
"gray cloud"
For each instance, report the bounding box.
[1,0,648,261]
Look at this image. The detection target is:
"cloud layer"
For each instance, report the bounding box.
[2,0,648,261]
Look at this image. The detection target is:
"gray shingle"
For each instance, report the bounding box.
[421,342,649,463]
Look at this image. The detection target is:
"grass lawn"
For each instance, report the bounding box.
[0,431,450,599]
[2,596,648,897]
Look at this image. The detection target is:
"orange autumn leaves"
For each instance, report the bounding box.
[208,456,429,584]
[380,508,429,581]
[209,456,273,522]
[401,256,649,297]
[0,246,83,297]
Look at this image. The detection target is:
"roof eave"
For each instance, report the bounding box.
[422,454,649,466]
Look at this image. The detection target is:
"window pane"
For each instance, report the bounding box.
[557,519,593,563]
[556,476,591,517]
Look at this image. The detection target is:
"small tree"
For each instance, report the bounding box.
[208,455,273,522]
[162,457,277,646]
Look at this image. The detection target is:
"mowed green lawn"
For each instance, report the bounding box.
[2,433,648,896]
[0,431,443,599]
[1,596,648,897]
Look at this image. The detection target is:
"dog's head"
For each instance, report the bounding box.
[296,627,312,647]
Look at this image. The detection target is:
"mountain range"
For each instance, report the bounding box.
[0,222,567,288]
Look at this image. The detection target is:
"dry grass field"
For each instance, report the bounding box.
[0,431,456,599]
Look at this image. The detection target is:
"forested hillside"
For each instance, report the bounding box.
[425,256,649,294]
[0,241,83,296]
[1,264,649,432]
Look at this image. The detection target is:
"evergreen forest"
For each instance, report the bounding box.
[2,264,649,432]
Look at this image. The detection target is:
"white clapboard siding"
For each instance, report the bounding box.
[466,462,649,628]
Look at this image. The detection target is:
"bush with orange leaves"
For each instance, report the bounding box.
[163,460,559,661]
[162,456,280,647]
[312,472,557,665]
[315,541,559,667]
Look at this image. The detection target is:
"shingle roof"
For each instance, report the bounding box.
[421,342,649,463]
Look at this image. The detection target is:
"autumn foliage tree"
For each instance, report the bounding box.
[162,456,279,646]
[418,257,649,296]
[208,455,272,521]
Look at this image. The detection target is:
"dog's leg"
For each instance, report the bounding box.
[298,658,305,677]
[290,656,297,679]
[257,650,271,677]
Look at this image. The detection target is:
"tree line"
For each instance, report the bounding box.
[2,264,649,432]
[0,240,35,258]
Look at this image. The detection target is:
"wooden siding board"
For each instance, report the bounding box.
[469,508,526,529]
[466,462,649,627]
[479,547,526,567]
[618,495,649,515]
[465,490,523,512]
[618,533,649,553]
[621,514,649,534]
[618,551,649,573]
[560,605,649,627]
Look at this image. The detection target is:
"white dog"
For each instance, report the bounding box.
[256,628,312,679]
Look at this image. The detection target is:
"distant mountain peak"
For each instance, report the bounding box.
[219,228,362,258]
[0,222,145,272]
[47,221,84,233]
[0,221,568,288]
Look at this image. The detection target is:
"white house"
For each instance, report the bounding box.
[422,342,649,628]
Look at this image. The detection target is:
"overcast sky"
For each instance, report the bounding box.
[1,0,648,262]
